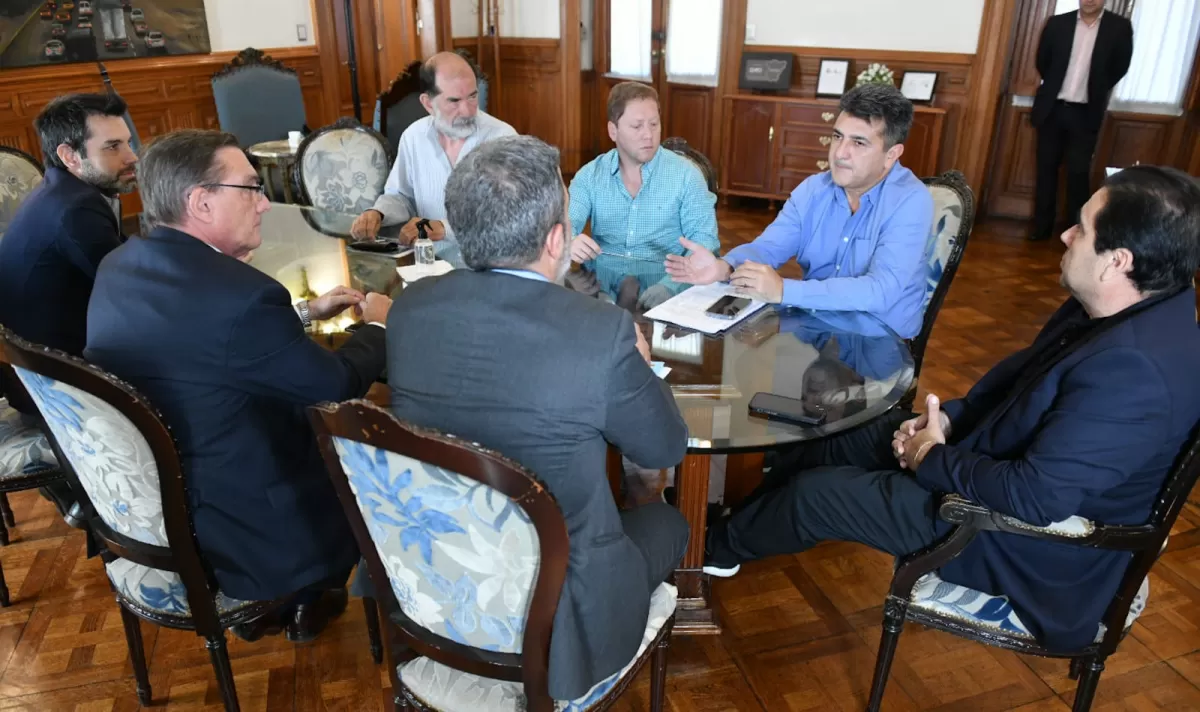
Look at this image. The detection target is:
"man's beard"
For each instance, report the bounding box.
[80,160,136,195]
[433,109,478,140]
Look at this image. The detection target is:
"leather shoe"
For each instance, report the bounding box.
[286,587,349,643]
[229,613,285,642]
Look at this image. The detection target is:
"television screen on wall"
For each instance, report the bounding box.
[0,0,211,69]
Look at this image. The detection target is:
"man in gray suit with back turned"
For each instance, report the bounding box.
[385,135,690,700]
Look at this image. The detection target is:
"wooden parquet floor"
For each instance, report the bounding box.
[3,204,1200,711]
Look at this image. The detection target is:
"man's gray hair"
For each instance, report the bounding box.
[138,129,240,229]
[446,135,565,270]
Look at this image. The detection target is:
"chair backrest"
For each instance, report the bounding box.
[309,399,569,705]
[0,147,45,241]
[294,117,393,213]
[663,137,718,195]
[1096,422,1200,652]
[912,169,975,378]
[211,48,308,149]
[0,325,226,631]
[374,61,426,159]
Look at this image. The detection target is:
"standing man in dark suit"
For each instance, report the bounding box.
[704,165,1200,654]
[1030,0,1133,241]
[0,93,136,360]
[85,130,392,642]
[386,135,690,701]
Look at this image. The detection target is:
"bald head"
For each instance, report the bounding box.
[419,51,481,139]
[420,52,477,99]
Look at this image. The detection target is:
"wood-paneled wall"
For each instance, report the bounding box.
[0,47,334,162]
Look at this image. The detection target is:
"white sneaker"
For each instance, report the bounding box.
[702,563,741,578]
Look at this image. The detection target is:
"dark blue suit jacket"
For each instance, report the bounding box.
[917,287,1200,651]
[0,167,123,356]
[85,227,386,600]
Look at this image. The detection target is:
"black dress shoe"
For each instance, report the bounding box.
[286,587,349,643]
[229,613,285,642]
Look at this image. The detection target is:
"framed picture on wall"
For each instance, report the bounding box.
[816,59,850,97]
[900,71,938,102]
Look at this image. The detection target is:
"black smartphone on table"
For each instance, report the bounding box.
[748,392,827,426]
[705,295,752,319]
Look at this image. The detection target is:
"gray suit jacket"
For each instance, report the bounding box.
[386,269,688,699]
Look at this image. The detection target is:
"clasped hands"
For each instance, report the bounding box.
[892,394,951,472]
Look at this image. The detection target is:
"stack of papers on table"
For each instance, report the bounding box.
[642,283,768,335]
[396,261,454,283]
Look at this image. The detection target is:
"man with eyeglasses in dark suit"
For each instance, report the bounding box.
[85,129,392,642]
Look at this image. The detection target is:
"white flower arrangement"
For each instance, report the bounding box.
[856,63,895,87]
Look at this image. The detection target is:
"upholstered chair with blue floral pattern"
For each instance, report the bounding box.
[0,326,287,711]
[310,400,677,712]
[294,118,393,215]
[865,426,1200,712]
[897,170,975,409]
[0,147,44,242]
[0,368,65,606]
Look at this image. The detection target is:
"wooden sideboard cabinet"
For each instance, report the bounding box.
[720,94,946,201]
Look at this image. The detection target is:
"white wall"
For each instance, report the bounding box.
[746,0,986,54]
[203,0,315,52]
[451,0,560,39]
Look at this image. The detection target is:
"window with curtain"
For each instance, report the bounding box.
[609,0,652,79]
[665,0,723,86]
[1053,0,1200,114]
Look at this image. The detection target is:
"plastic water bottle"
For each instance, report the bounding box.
[414,219,435,272]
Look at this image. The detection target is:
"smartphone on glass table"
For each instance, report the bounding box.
[748,392,827,427]
[705,295,752,320]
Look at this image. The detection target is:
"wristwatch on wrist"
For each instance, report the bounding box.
[297,300,312,330]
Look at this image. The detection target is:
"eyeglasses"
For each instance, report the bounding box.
[204,182,267,196]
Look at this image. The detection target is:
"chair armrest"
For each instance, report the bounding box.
[938,494,1156,551]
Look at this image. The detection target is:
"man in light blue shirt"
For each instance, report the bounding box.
[666,83,934,338]
[568,82,718,310]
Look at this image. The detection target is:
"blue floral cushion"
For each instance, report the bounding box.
[399,583,678,711]
[911,571,1149,641]
[105,559,256,620]
[921,184,964,309]
[0,153,43,241]
[300,130,390,214]
[331,438,539,653]
[14,368,166,546]
[0,398,58,479]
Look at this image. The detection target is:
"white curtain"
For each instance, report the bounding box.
[610,0,652,79]
[1053,0,1200,114]
[666,0,723,86]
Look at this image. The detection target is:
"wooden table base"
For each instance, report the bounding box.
[673,453,721,635]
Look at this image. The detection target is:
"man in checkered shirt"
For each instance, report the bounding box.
[566,82,719,310]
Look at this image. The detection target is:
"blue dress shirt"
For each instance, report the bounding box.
[723,163,934,338]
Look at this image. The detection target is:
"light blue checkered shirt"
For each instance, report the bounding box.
[568,147,718,298]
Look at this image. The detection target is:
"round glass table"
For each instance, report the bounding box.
[247,205,916,633]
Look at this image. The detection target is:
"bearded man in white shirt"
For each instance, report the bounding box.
[350,51,516,266]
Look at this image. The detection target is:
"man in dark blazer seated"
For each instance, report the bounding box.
[85,129,393,641]
[385,135,690,701]
[0,93,137,404]
[704,165,1200,654]
[1030,0,1133,241]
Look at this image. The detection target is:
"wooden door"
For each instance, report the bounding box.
[332,0,382,122]
[592,0,725,163]
[375,0,428,85]
[722,99,776,195]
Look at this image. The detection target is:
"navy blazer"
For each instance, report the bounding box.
[85,227,387,600]
[916,287,1200,651]
[0,167,123,356]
